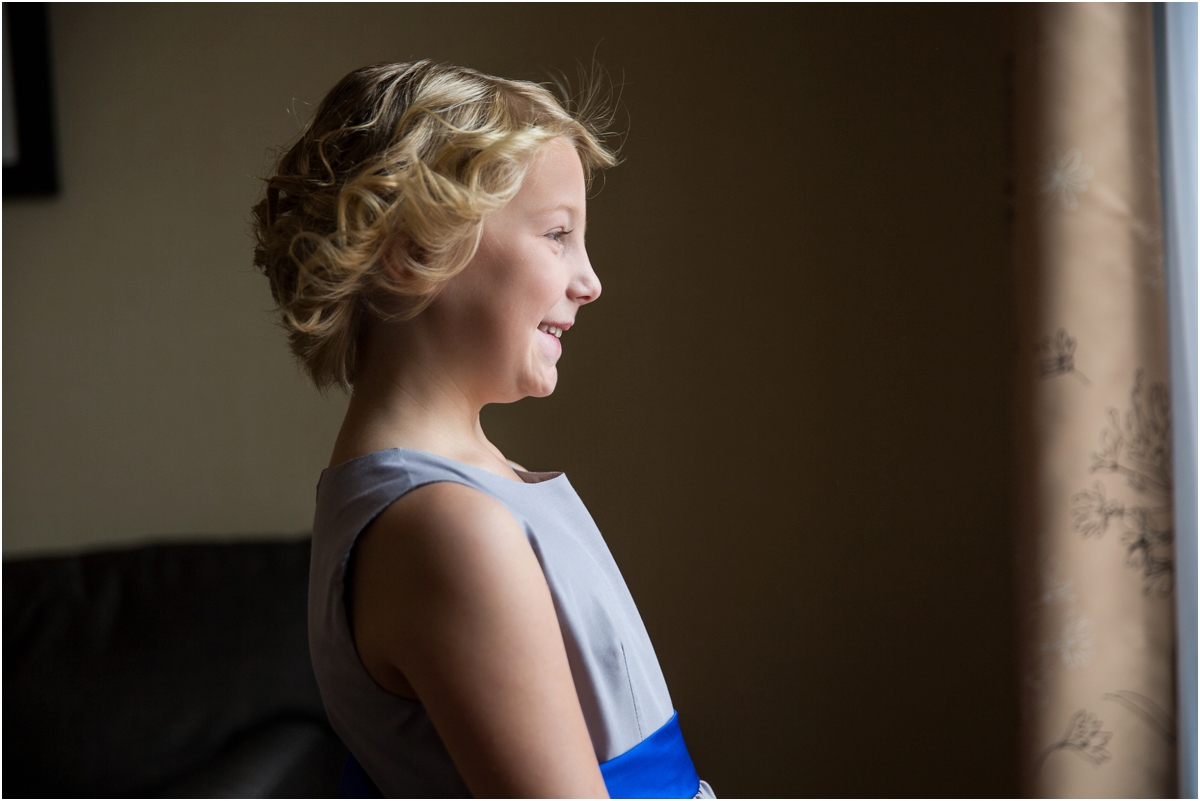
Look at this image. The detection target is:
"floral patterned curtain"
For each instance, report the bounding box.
[1012,4,1178,797]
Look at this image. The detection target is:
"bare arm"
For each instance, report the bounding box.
[349,481,609,799]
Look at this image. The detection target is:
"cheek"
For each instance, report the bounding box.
[501,261,566,330]
[529,260,568,309]
[448,241,565,352]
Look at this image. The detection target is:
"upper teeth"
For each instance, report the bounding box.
[538,324,563,338]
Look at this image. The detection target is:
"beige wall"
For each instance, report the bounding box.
[4,4,1017,796]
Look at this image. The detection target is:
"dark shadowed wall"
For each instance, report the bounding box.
[3,4,1016,796]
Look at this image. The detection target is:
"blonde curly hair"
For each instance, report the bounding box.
[252,61,618,391]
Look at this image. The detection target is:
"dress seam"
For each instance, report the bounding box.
[621,642,643,739]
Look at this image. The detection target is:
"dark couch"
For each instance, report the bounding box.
[3,538,347,798]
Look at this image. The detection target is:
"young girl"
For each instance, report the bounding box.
[253,61,713,799]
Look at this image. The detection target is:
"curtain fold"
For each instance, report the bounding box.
[1012,4,1178,797]
[1152,3,1198,796]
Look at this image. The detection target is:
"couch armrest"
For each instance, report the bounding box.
[153,718,346,799]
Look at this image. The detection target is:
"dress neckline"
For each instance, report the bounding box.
[322,446,566,487]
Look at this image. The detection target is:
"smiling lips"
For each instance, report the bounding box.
[537,322,571,339]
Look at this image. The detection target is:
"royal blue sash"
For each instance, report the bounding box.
[600,710,700,799]
[341,710,699,799]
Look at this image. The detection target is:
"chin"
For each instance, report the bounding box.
[523,371,559,399]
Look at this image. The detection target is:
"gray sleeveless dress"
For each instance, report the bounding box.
[308,447,714,798]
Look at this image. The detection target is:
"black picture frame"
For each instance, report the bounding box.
[4,3,59,198]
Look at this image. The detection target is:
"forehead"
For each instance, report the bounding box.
[513,137,587,217]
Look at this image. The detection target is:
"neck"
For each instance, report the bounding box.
[328,318,510,474]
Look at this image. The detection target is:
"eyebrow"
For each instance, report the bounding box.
[533,202,582,218]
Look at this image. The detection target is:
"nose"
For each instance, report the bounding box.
[569,250,602,306]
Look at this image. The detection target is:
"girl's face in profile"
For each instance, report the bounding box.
[429,136,601,403]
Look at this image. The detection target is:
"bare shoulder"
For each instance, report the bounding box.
[350,480,607,796]
[349,480,545,710]
[353,481,537,623]
[375,480,524,555]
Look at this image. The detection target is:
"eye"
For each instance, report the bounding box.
[547,228,572,243]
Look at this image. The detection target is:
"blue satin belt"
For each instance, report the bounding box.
[600,710,700,799]
[340,710,699,799]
